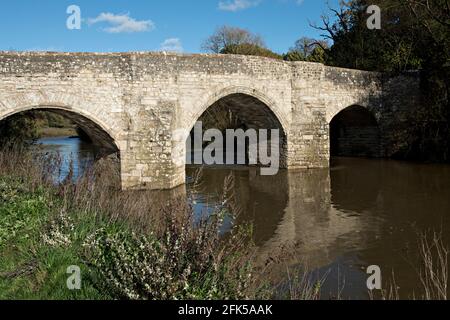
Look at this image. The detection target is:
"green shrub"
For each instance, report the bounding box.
[0,149,261,300]
[83,206,255,300]
[0,178,49,247]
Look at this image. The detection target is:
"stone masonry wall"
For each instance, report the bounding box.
[0,52,397,190]
[380,71,423,157]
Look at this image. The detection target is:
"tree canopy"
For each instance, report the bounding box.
[284,37,329,63]
[310,0,449,72]
[221,43,283,59]
[201,26,265,54]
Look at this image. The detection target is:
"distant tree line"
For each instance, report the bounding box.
[0,112,39,147]
[201,25,328,63]
[0,111,78,147]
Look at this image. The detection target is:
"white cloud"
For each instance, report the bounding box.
[160,38,183,53]
[88,13,155,33]
[218,0,260,12]
[296,0,304,5]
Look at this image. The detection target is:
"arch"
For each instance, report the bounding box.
[327,101,377,125]
[0,89,124,145]
[0,105,119,153]
[329,105,381,158]
[188,86,289,134]
[184,87,289,169]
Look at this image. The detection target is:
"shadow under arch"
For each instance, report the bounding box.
[189,86,290,134]
[329,105,381,158]
[186,90,288,168]
[0,106,119,155]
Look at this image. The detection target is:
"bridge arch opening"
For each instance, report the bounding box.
[0,108,119,154]
[186,93,288,170]
[0,107,120,182]
[330,105,381,158]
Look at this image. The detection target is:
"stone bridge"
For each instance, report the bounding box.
[0,52,420,190]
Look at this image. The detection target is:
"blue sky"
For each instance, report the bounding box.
[0,0,339,53]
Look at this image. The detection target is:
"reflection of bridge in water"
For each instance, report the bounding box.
[94,156,450,287]
[248,164,384,269]
[185,160,386,270]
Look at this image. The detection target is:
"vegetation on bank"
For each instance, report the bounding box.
[0,149,273,300]
[0,176,107,299]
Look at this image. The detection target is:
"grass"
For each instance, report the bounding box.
[0,148,266,300]
[418,231,448,300]
[379,231,449,300]
[0,176,111,299]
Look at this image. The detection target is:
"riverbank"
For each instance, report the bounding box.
[37,127,78,138]
[0,149,274,300]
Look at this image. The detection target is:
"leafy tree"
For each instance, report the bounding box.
[221,43,283,59]
[283,50,306,61]
[284,37,328,63]
[310,0,385,70]
[307,46,327,63]
[202,26,265,53]
[292,37,319,57]
[0,112,39,147]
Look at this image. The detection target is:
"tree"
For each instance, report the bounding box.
[283,50,305,62]
[308,0,447,71]
[306,46,327,63]
[202,26,265,53]
[293,37,328,57]
[221,43,282,59]
[0,112,39,148]
[309,0,384,70]
[284,37,328,62]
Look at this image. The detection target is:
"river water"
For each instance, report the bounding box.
[35,137,450,299]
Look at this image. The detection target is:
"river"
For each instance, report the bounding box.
[35,136,450,299]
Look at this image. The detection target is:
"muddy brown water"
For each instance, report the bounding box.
[37,137,450,299]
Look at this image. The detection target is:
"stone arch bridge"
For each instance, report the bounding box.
[0,52,420,190]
